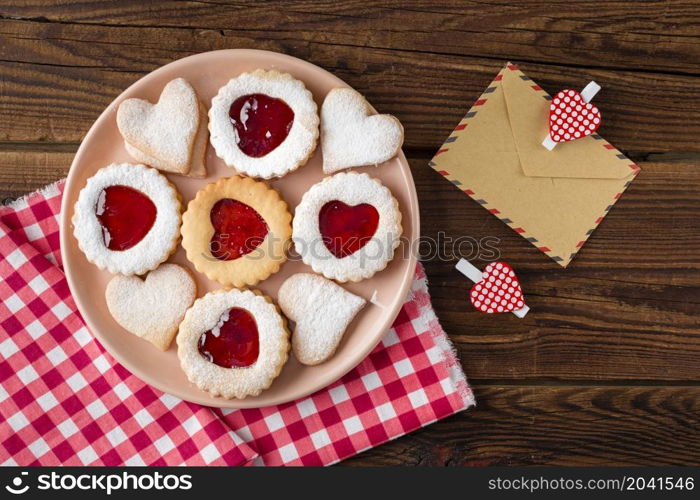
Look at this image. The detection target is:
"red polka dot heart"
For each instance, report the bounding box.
[548,89,601,143]
[469,261,525,314]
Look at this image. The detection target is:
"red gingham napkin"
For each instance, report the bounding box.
[0,181,474,466]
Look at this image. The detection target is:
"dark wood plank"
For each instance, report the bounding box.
[2,0,699,75]
[0,150,72,201]
[343,385,700,466]
[2,151,699,382]
[0,16,699,151]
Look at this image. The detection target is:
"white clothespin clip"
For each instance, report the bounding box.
[542,81,601,151]
[456,259,529,318]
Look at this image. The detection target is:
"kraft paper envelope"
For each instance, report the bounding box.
[430,63,639,267]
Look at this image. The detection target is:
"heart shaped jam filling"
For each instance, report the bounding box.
[95,185,157,251]
[209,198,269,261]
[198,307,259,368]
[318,200,379,258]
[229,93,294,157]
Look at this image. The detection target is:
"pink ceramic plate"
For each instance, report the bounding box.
[60,49,419,408]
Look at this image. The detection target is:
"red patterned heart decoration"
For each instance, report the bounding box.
[469,261,525,313]
[548,89,601,143]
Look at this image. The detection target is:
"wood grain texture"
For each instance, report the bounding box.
[0,0,698,467]
[0,5,699,151]
[0,150,72,201]
[2,0,699,75]
[343,385,700,466]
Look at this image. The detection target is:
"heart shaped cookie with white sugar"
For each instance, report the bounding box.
[321,88,404,174]
[278,273,366,365]
[117,78,206,176]
[469,262,525,314]
[106,263,196,351]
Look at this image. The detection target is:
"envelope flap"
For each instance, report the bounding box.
[501,65,635,180]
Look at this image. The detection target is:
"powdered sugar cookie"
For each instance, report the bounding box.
[209,69,319,179]
[278,273,366,365]
[177,289,290,399]
[292,172,402,282]
[321,87,404,174]
[118,78,208,178]
[181,176,291,288]
[106,264,196,351]
[72,163,182,275]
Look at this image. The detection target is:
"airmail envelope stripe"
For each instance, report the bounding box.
[464,189,475,195]
[538,246,552,252]
[437,170,450,176]
[508,64,519,71]
[435,148,449,155]
[454,123,467,131]
[629,164,640,170]
[514,227,526,234]
[474,99,487,106]
[531,85,543,91]
[576,241,585,248]
[444,136,458,143]
[494,74,503,81]
[604,144,616,150]
[489,208,500,214]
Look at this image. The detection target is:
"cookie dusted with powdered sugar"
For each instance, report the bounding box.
[321,87,403,174]
[208,69,319,179]
[117,78,208,178]
[292,172,402,282]
[278,273,366,365]
[177,289,290,399]
[106,264,196,351]
[72,163,182,275]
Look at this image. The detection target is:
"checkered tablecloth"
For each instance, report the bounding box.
[0,181,474,466]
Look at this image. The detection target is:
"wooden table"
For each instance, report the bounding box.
[1,1,698,466]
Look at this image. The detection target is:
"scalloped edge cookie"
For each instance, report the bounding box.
[208,69,319,179]
[72,163,182,275]
[181,175,291,287]
[177,288,290,399]
[292,172,402,282]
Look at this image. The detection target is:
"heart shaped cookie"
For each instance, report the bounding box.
[321,88,404,174]
[469,262,525,314]
[278,273,366,365]
[117,78,207,177]
[548,89,601,143]
[105,263,196,350]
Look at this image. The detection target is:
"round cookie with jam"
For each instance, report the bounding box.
[177,288,290,399]
[208,69,319,179]
[72,163,182,275]
[292,172,402,282]
[181,176,291,287]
